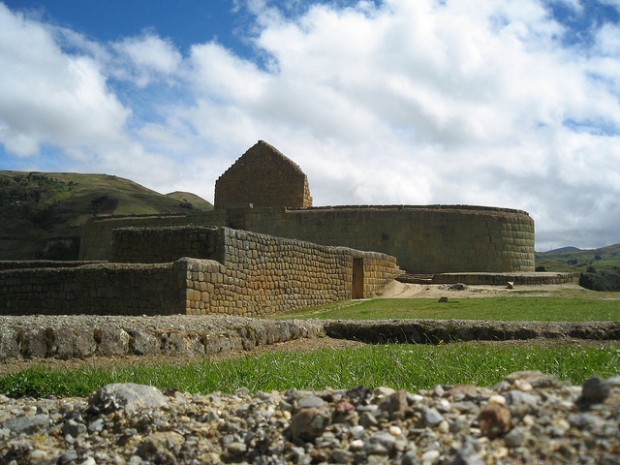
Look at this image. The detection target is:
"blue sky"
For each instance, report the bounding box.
[1,0,619,250]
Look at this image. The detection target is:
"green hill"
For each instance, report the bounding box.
[536,244,620,273]
[536,244,620,291]
[0,171,213,260]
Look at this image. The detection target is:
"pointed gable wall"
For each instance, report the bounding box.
[214,140,313,209]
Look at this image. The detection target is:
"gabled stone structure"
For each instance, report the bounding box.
[80,141,537,274]
[214,140,312,209]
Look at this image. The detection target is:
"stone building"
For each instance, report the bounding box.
[214,140,312,209]
[80,141,537,274]
[0,227,400,316]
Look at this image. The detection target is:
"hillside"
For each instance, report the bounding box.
[0,171,213,260]
[536,244,620,291]
[536,244,620,273]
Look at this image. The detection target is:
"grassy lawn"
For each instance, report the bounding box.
[275,297,620,321]
[2,294,618,398]
[1,343,618,398]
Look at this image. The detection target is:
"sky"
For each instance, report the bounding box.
[0,0,619,251]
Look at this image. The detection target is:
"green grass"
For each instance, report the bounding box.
[276,297,620,321]
[1,343,618,398]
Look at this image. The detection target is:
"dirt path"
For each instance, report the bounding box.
[377,281,589,299]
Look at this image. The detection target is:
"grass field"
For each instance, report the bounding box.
[276,297,620,322]
[1,293,618,398]
[1,343,618,398]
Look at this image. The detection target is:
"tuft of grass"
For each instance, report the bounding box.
[276,297,620,321]
[1,343,618,398]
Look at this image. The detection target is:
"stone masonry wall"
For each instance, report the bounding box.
[153,228,400,316]
[79,212,227,261]
[214,141,312,210]
[244,205,535,273]
[79,205,534,273]
[111,227,224,264]
[0,263,186,316]
[111,226,401,315]
[1,228,400,316]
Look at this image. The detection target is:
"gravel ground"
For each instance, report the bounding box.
[1,371,618,465]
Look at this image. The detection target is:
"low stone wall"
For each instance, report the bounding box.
[323,319,620,344]
[0,315,324,361]
[181,228,400,315]
[0,261,102,271]
[0,316,617,362]
[0,263,185,316]
[0,228,401,317]
[431,272,580,286]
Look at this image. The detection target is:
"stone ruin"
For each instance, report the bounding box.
[1,140,545,317]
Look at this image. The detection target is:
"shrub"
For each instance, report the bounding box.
[579,270,620,292]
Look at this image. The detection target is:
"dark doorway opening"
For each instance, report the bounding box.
[352,258,364,299]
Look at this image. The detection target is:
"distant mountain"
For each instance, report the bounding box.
[0,171,213,260]
[544,246,582,254]
[536,243,620,273]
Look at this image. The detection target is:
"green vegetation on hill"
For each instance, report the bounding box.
[0,171,213,260]
[536,244,620,291]
[536,244,620,272]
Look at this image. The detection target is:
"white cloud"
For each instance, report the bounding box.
[1,0,619,250]
[112,33,182,87]
[0,4,129,157]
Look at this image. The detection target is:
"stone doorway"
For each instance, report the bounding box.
[352,258,364,299]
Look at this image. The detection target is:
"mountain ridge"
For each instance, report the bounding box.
[0,171,212,259]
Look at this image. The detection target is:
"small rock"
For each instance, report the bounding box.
[378,390,408,419]
[331,448,351,464]
[360,410,379,428]
[136,432,184,465]
[580,376,610,404]
[423,408,444,426]
[503,428,524,447]
[479,403,512,438]
[421,449,440,462]
[89,383,168,414]
[297,395,326,409]
[449,283,467,290]
[452,438,484,465]
[4,414,49,434]
[287,407,331,442]
[365,431,396,455]
[438,296,449,303]
[58,449,79,464]
[62,419,87,438]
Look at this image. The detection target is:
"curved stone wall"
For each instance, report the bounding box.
[245,205,535,273]
[79,205,535,273]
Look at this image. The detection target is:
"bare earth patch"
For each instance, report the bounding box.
[377,280,589,299]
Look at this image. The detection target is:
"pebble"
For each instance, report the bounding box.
[0,372,618,464]
[580,376,611,404]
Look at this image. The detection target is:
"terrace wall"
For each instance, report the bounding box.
[1,228,400,316]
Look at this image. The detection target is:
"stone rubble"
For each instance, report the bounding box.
[0,371,618,464]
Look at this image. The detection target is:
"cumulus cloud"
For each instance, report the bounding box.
[1,0,619,250]
[111,33,182,87]
[0,4,129,157]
